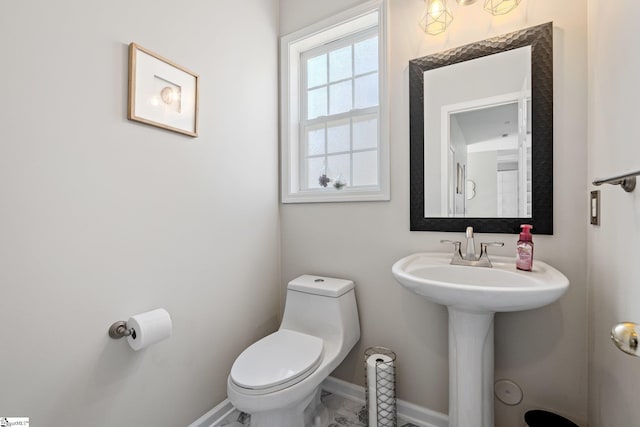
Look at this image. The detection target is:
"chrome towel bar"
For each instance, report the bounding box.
[592,169,640,192]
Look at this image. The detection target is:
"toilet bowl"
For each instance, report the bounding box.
[227,275,361,427]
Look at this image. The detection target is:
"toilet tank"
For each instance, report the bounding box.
[288,274,354,297]
[280,275,360,350]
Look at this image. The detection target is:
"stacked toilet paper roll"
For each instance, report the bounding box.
[126,308,172,351]
[366,353,396,427]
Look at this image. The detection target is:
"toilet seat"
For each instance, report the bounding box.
[230,329,324,395]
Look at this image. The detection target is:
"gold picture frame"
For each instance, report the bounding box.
[127,43,199,137]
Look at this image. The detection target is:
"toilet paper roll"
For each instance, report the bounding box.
[366,353,395,427]
[126,308,172,351]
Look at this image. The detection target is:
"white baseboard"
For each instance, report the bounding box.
[189,376,449,427]
[187,398,235,427]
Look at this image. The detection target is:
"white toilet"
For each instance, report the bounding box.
[227,274,360,427]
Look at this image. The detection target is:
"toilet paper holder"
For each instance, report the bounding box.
[108,320,136,339]
[107,309,172,351]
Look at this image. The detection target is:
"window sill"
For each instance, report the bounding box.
[281,186,390,204]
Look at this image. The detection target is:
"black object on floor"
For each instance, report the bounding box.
[525,410,579,427]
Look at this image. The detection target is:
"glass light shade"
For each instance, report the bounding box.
[456,0,478,5]
[419,0,454,35]
[483,0,521,15]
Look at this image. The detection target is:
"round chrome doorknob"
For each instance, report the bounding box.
[611,322,640,356]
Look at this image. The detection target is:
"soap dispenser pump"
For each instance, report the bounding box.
[516,224,534,271]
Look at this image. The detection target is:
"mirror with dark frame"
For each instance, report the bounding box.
[409,22,553,234]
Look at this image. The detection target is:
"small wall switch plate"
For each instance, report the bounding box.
[590,190,600,225]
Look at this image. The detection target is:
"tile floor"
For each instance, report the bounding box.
[217,390,421,427]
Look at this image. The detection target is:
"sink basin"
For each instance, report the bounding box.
[392,252,569,427]
[391,252,569,312]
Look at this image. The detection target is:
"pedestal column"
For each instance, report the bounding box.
[447,307,495,427]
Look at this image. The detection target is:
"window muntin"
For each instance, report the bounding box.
[280,0,388,203]
[300,30,379,192]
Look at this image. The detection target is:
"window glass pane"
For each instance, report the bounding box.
[307,87,327,119]
[283,6,386,201]
[307,157,325,189]
[354,73,378,109]
[329,81,353,115]
[327,153,351,186]
[329,46,352,82]
[327,120,350,153]
[353,116,378,150]
[307,54,327,88]
[352,150,378,186]
[354,36,378,76]
[306,126,325,156]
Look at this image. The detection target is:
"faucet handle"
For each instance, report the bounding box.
[475,242,504,268]
[481,241,504,247]
[480,242,504,254]
[440,239,462,254]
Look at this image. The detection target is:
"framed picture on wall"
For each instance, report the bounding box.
[127,43,199,137]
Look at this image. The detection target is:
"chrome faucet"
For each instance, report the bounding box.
[440,226,504,268]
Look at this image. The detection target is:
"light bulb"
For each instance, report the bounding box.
[430,0,445,14]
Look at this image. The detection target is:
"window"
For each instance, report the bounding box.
[280,0,389,203]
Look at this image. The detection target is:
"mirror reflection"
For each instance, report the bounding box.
[424,46,532,218]
[409,22,553,234]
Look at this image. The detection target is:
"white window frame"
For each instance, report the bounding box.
[280,0,389,203]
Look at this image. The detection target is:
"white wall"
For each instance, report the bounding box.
[0,1,280,426]
[280,1,588,426]
[467,151,498,217]
[587,1,640,425]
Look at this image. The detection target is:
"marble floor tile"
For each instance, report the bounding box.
[217,391,422,427]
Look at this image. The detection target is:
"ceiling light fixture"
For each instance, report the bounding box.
[420,0,523,35]
[483,0,521,15]
[419,0,454,36]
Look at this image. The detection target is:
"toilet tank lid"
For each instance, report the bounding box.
[288,275,354,297]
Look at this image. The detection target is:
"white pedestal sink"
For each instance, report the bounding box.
[391,252,569,427]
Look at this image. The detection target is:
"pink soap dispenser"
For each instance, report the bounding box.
[516,224,534,271]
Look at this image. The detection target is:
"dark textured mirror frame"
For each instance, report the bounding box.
[409,22,553,234]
